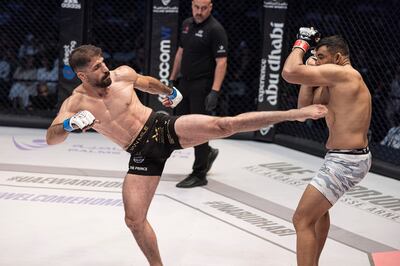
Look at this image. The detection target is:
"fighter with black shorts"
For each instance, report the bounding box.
[126,112,182,176]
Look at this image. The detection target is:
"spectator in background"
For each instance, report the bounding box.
[386,66,400,127]
[380,115,400,149]
[8,56,37,109]
[18,33,41,58]
[0,49,12,107]
[37,56,58,94]
[370,79,391,142]
[0,50,11,82]
[29,82,56,111]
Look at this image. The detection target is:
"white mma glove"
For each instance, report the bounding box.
[166,87,183,108]
[63,110,95,132]
[293,27,321,52]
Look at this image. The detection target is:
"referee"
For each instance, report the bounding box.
[170,0,228,188]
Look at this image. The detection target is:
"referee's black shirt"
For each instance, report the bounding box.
[179,15,228,80]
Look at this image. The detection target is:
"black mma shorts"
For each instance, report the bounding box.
[126,112,182,176]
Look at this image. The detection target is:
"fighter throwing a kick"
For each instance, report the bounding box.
[46,44,327,266]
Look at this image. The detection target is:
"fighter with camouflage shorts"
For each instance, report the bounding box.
[311,148,371,205]
[282,28,372,266]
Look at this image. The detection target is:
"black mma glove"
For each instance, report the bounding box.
[205,90,219,112]
[293,27,321,52]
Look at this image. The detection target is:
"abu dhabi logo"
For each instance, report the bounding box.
[161,0,171,6]
[61,0,81,9]
[12,137,48,151]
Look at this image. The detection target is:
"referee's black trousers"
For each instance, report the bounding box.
[175,77,213,174]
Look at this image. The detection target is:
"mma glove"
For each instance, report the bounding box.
[205,90,219,112]
[293,27,321,53]
[166,87,183,108]
[63,110,95,132]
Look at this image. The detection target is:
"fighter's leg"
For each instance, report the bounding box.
[292,185,332,266]
[315,211,330,265]
[122,173,163,266]
[175,105,327,148]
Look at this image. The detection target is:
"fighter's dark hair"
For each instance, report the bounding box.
[316,35,350,58]
[69,44,102,72]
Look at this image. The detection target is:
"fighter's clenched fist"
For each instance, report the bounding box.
[63,110,97,132]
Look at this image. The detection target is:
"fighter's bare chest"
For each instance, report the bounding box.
[80,88,133,120]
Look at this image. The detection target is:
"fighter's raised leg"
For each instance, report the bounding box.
[175,104,327,148]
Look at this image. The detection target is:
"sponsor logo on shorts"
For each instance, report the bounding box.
[130,166,148,171]
[217,45,226,53]
[161,0,171,6]
[133,156,145,164]
[61,0,81,9]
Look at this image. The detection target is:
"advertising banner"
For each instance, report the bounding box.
[58,0,87,103]
[147,0,180,113]
[255,0,288,141]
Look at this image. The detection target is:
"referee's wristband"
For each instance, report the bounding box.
[63,118,74,132]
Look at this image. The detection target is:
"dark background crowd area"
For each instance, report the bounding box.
[0,0,398,166]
